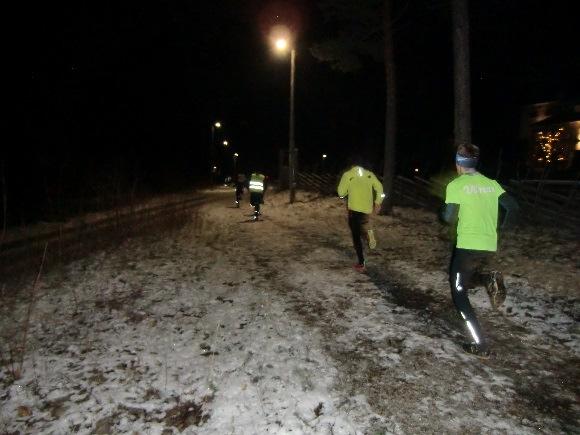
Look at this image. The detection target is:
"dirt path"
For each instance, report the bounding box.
[1,188,578,434]
[203,189,580,434]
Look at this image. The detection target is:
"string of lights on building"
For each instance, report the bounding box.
[535,127,566,164]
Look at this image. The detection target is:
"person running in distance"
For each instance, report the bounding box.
[249,171,266,221]
[234,173,246,207]
[338,156,384,272]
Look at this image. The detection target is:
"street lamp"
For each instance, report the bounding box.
[273,34,296,204]
[211,121,221,146]
[233,153,239,178]
[210,121,222,178]
[223,140,229,147]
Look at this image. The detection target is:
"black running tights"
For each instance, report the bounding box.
[348,210,368,265]
[449,248,491,346]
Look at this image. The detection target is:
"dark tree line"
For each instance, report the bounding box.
[312,0,474,214]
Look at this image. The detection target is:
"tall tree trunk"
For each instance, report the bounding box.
[452,0,471,147]
[0,160,6,251]
[380,0,396,214]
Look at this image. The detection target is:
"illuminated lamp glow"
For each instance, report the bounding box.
[270,25,292,54]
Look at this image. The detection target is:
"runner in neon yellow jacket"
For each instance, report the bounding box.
[441,143,518,358]
[337,164,384,271]
[249,172,266,220]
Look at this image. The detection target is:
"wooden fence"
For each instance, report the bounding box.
[0,194,206,282]
[506,179,580,228]
[297,173,337,195]
[296,172,442,208]
[296,171,580,231]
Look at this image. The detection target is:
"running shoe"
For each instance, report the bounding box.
[462,342,490,359]
[486,271,506,309]
[367,229,377,249]
[353,262,366,273]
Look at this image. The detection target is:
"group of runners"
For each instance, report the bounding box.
[338,143,518,357]
[232,143,517,357]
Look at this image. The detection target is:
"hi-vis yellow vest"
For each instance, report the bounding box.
[337,166,384,214]
[249,173,265,193]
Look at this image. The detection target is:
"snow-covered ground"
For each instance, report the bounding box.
[1,187,579,434]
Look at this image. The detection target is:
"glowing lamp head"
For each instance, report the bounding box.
[270,25,292,55]
[234,153,239,157]
[223,140,229,146]
[322,154,327,159]
[214,121,221,128]
[275,38,288,51]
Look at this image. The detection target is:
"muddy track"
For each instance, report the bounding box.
[225,208,580,433]
[368,264,580,433]
[3,191,577,434]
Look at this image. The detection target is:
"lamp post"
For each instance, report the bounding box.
[233,152,239,178]
[210,121,221,180]
[211,121,221,146]
[274,37,296,204]
[289,47,296,203]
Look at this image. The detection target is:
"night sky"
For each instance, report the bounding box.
[11,0,580,223]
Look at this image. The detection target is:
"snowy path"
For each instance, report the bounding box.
[1,188,578,434]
